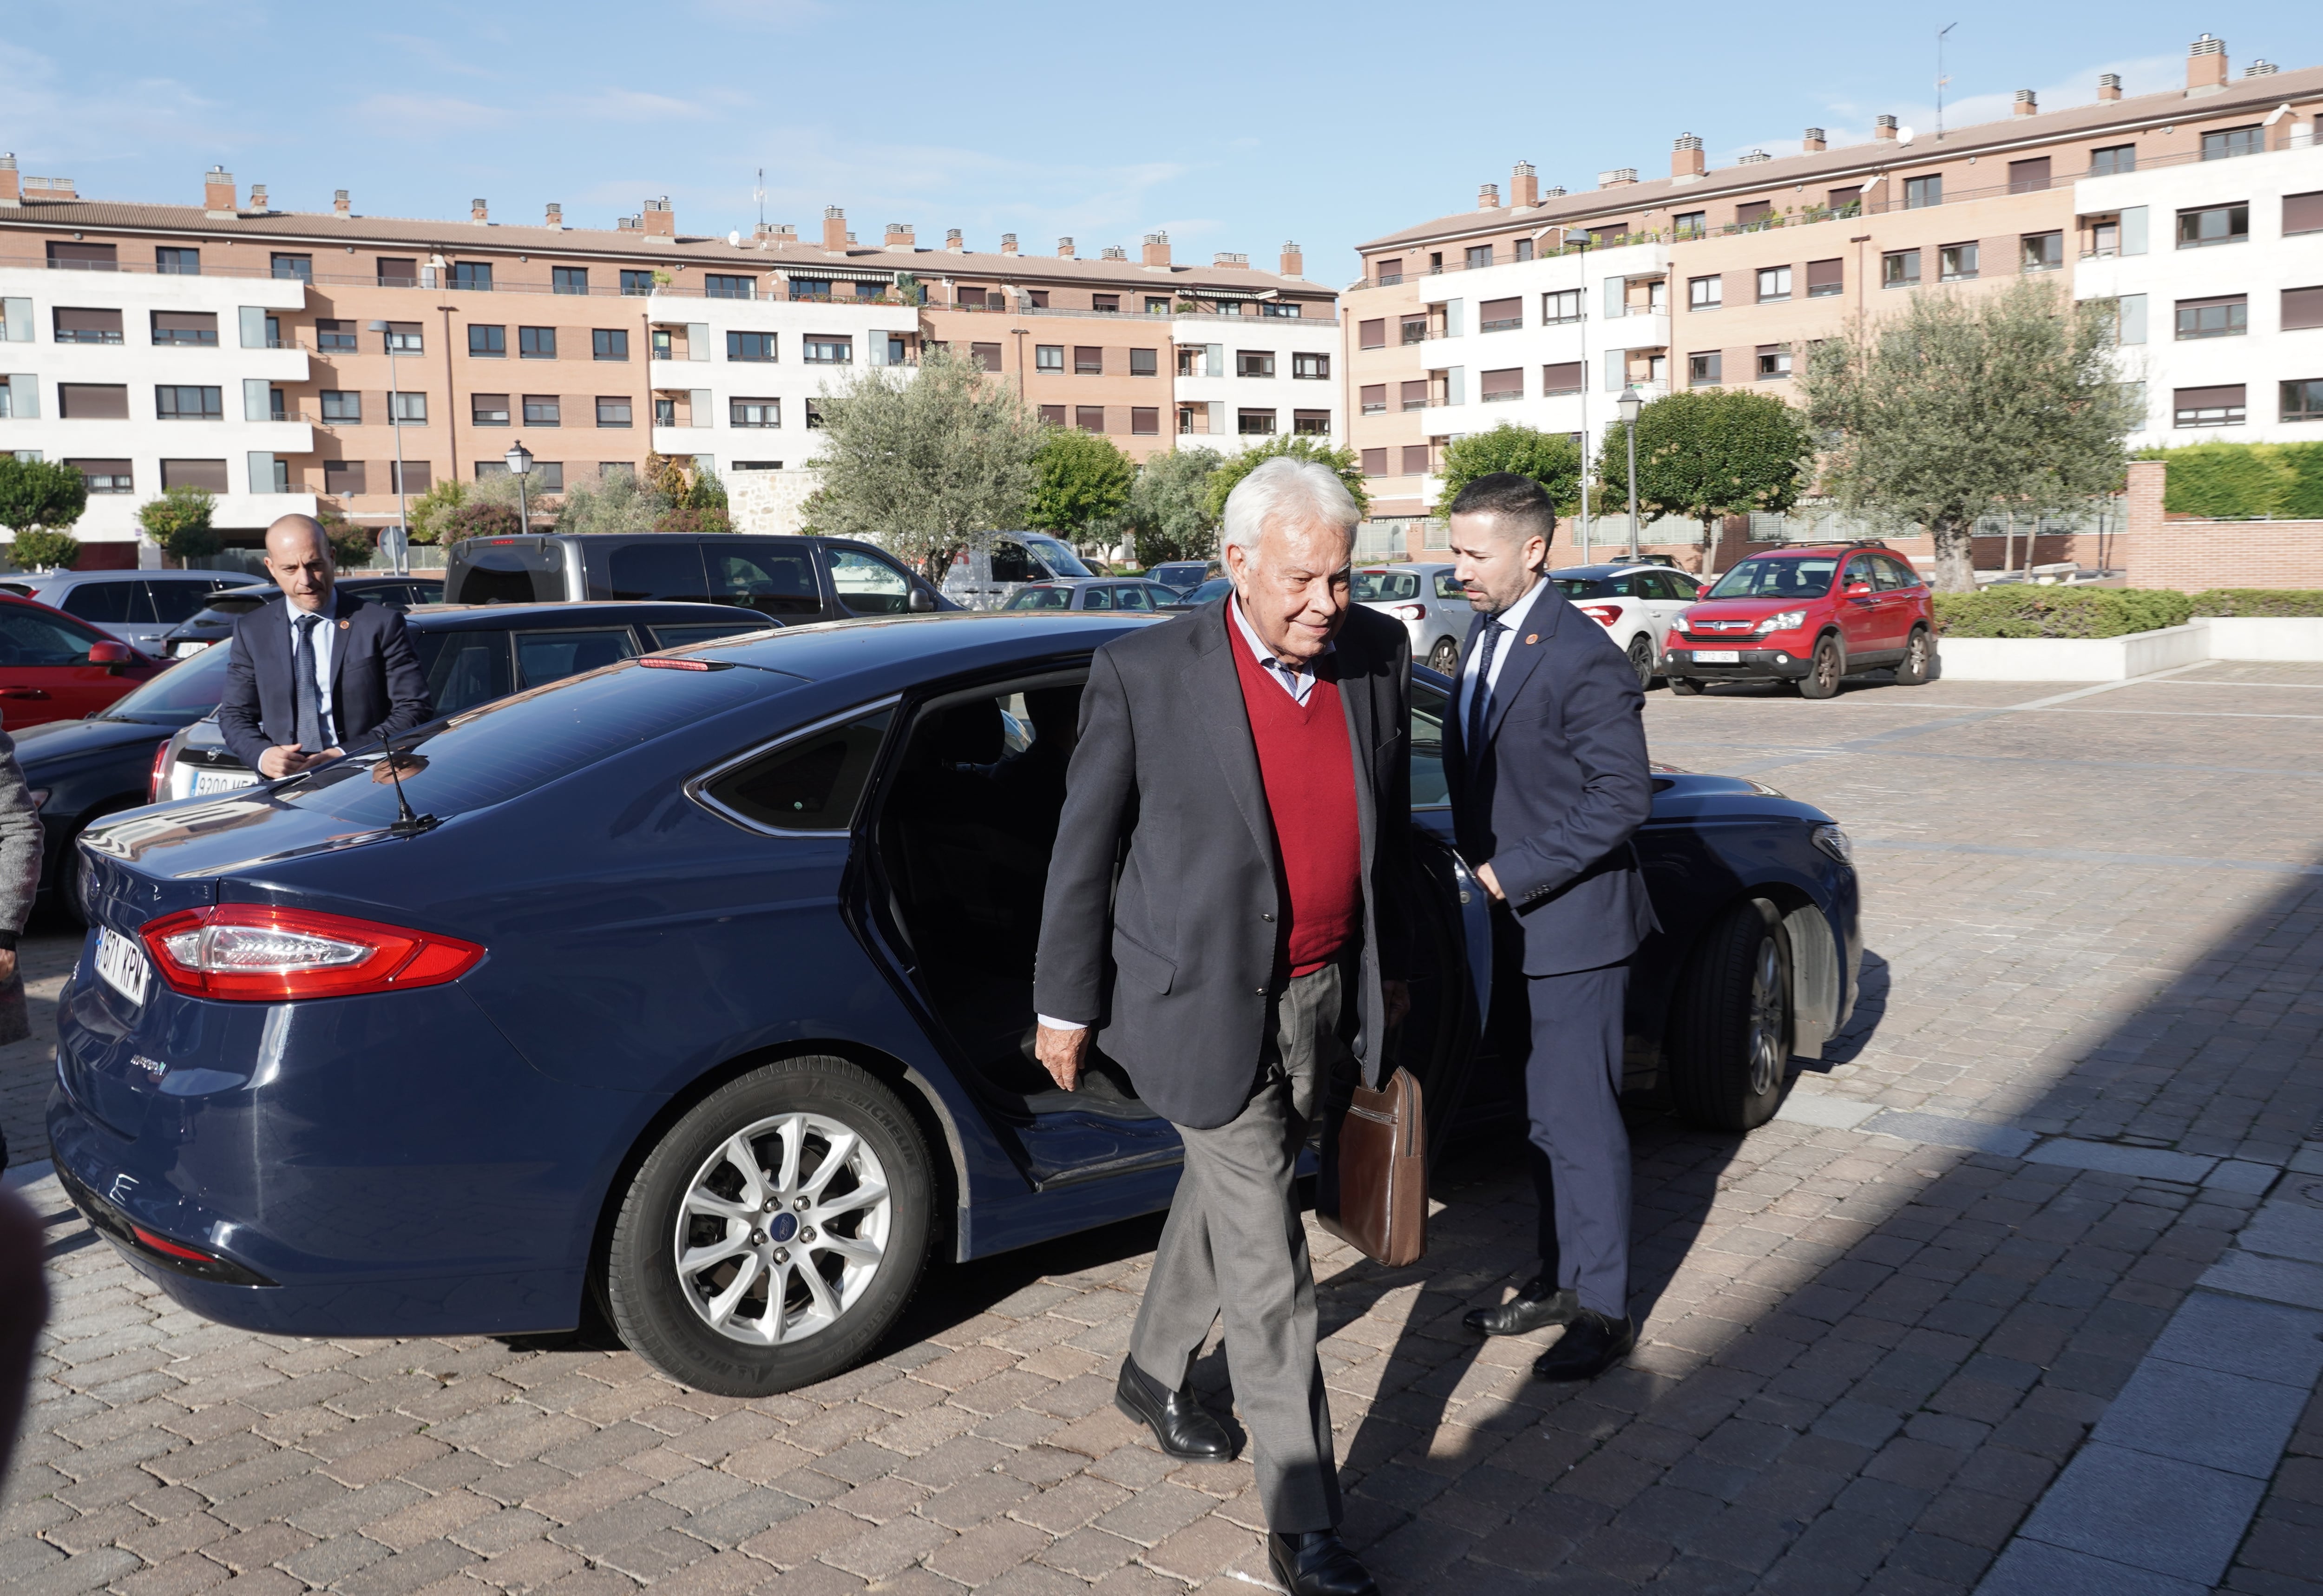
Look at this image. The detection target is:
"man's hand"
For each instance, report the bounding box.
[1034,1024,1091,1092]
[1382,978,1410,1031]
[0,949,18,986]
[1476,860,1505,901]
[256,745,315,779]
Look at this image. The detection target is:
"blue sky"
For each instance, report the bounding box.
[7,2,2320,285]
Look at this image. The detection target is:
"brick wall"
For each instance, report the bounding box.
[2115,459,2323,591]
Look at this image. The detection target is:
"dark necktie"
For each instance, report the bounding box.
[293,613,324,753]
[1465,616,1504,758]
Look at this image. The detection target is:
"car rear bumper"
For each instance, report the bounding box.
[1663,644,1814,681]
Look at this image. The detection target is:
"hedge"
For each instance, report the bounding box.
[2137,441,2323,520]
[2190,588,2323,617]
[1931,588,2194,638]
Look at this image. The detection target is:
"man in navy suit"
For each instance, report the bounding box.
[217,515,432,779]
[1441,473,1657,1382]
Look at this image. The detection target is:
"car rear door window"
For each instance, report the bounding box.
[825,547,913,616]
[1410,681,1448,808]
[59,582,149,624]
[648,621,768,649]
[702,540,821,617]
[1879,555,1923,590]
[417,629,514,713]
[605,542,711,603]
[144,579,227,624]
[1435,572,1466,600]
[514,627,640,690]
[1114,585,1154,612]
[1004,586,1069,611]
[1081,585,1113,611]
[698,708,895,833]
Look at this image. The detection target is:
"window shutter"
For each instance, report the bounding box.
[1361,448,1388,476]
[1444,368,1464,405]
[1206,344,1223,378]
[1480,368,1522,399]
[1400,379,1429,406]
[2119,206,2148,256]
[1806,258,1843,290]
[1207,401,1224,434]
[7,374,37,419]
[1359,318,1385,349]
[3,299,30,343]
[1541,361,1583,394]
[2175,384,2244,409]
[1402,445,1431,476]
[691,389,712,425]
[1604,350,1625,391]
[1604,278,1625,320]
[2117,294,2148,344]
[688,324,710,361]
[248,452,277,493]
[2284,192,2323,236]
[239,306,268,349]
[2283,287,2323,332]
[243,378,272,422]
[1360,384,1386,407]
[1479,296,1522,327]
[866,334,886,367]
[1443,300,1462,337]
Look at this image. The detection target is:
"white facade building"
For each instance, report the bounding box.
[1167,308,1343,451]
[2074,125,2323,445]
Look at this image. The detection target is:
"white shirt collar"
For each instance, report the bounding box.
[1229,596,1333,704]
[1486,575,1549,636]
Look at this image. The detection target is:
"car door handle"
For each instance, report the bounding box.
[0,687,49,699]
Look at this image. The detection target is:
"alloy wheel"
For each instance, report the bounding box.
[1746,935,1786,1097]
[1428,638,1460,674]
[1627,634,1656,689]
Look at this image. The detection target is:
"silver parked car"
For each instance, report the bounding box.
[13,569,252,657]
[941,532,1099,611]
[1355,563,1470,674]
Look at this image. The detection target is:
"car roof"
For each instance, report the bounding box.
[687,610,1156,681]
[1363,562,1454,573]
[1549,563,1692,579]
[399,600,765,631]
[20,567,247,586]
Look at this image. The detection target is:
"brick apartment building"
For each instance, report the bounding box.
[1346,33,2323,561]
[0,171,1337,565]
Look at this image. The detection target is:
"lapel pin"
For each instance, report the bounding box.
[338,618,351,630]
[1525,633,1539,645]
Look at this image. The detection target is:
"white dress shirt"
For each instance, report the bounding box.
[289,604,339,748]
[1456,574,1549,737]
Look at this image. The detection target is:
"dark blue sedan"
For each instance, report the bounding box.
[48,613,1858,1395]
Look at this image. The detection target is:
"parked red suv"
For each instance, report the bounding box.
[1662,544,1936,699]
[0,591,162,729]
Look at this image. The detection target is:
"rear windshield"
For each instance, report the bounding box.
[1355,571,1418,601]
[1004,586,1071,610]
[1706,557,1837,600]
[268,663,788,825]
[101,638,236,723]
[1549,577,1613,599]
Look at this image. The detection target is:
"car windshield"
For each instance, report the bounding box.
[1706,557,1837,600]
[1004,586,1071,610]
[1355,571,1419,601]
[1019,534,1095,579]
[98,638,236,724]
[1183,578,1233,605]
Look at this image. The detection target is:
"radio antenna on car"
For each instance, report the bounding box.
[380,734,438,837]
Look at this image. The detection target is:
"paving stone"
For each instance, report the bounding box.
[2016,1441,2267,1585]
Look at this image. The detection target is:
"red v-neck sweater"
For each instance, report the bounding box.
[1229,637,1362,977]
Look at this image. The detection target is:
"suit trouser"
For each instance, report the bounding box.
[1518,961,1631,1319]
[1129,961,1343,1534]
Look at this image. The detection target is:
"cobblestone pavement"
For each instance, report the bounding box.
[6,658,2321,1596]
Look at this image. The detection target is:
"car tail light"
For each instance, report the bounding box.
[131,1225,215,1263]
[147,741,172,804]
[1386,603,1426,622]
[138,905,485,1002]
[1577,604,1623,627]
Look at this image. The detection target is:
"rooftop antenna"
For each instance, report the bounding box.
[380,733,437,837]
[1935,22,1958,138]
[754,168,766,229]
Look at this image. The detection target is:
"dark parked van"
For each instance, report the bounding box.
[442,533,953,624]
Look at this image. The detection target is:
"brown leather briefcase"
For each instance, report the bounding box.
[1317,1066,1426,1266]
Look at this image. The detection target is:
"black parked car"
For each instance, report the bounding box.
[160,577,444,659]
[443,533,954,624]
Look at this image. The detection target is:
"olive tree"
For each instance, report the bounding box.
[1123,447,1223,566]
[1802,276,2141,591]
[0,456,88,571]
[1596,387,1814,556]
[1201,435,1368,524]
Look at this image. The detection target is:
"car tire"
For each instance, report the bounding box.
[604,1055,933,1396]
[1893,626,1933,686]
[1426,637,1460,675]
[1666,896,1792,1132]
[1625,632,1657,689]
[1795,635,1843,700]
[1668,676,1704,697]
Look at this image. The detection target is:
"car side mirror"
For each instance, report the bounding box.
[909,588,936,613]
[1844,580,1874,597]
[88,640,134,669]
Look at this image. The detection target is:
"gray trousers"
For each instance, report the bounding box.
[1129,961,1344,1533]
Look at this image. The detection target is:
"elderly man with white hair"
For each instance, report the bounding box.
[1033,456,1410,1596]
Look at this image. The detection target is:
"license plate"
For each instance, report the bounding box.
[192,769,259,795]
[1693,650,1740,663]
[95,927,151,1008]
[172,641,212,657]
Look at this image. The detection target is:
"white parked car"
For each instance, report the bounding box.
[1355,563,1470,675]
[941,532,1098,611]
[1546,564,1706,687]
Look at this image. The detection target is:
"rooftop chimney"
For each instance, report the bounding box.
[2247,59,2278,77]
[643,197,674,237]
[1542,185,1567,199]
[1511,161,1539,208]
[2099,73,2122,101]
[884,222,914,248]
[1214,252,1248,268]
[0,155,18,209]
[756,222,796,246]
[1802,127,1827,151]
[472,197,490,223]
[2187,33,2227,96]
[1477,182,1501,210]
[1671,135,1705,180]
[1279,241,1303,278]
[203,165,236,216]
[334,188,351,216]
[945,228,964,252]
[1001,232,1018,255]
[2013,89,2037,116]
[1142,230,1170,267]
[822,206,847,251]
[1874,115,1898,140]
[1101,245,1126,260]
[618,215,640,232]
[1057,237,1075,258]
[1597,168,1637,188]
[247,183,268,211]
[545,202,562,228]
[1738,150,1771,164]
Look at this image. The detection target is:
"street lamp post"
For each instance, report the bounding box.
[1617,386,1643,562]
[368,320,410,574]
[505,440,533,533]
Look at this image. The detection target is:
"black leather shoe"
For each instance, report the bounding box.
[1114,1358,1234,1461]
[1267,1530,1378,1596]
[1532,1309,1637,1382]
[1463,1275,1580,1337]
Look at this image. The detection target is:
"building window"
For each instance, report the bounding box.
[1089,295,1119,314]
[153,311,220,347]
[271,253,312,282]
[1542,290,1582,325]
[727,331,778,362]
[1040,404,1067,426]
[1358,318,1386,349]
[518,326,557,359]
[1076,406,1106,433]
[1939,242,1978,282]
[1882,250,1921,288]
[155,247,200,276]
[1292,352,1329,380]
[592,328,629,361]
[730,399,780,428]
[54,308,123,345]
[1360,448,1388,477]
[802,336,852,365]
[1130,348,1159,377]
[1479,296,1522,331]
[1688,275,1721,311]
[1479,368,1522,403]
[653,396,676,427]
[1401,444,1431,476]
[160,459,230,492]
[2284,286,2323,331]
[155,385,223,420]
[469,324,506,357]
[1293,410,1330,435]
[2090,144,2136,177]
[70,460,134,494]
[320,390,362,423]
[323,460,367,497]
[2174,385,2245,427]
[1400,380,1429,412]
[1035,345,1063,374]
[1736,201,1771,229]
[805,400,824,429]
[375,257,418,287]
[472,393,511,426]
[620,269,656,296]
[788,278,830,301]
[1132,407,1160,435]
[1756,344,1791,380]
[1688,351,1722,386]
[2286,193,2323,237]
[1673,211,1706,240]
[451,261,493,291]
[2177,204,2250,248]
[1756,266,1791,302]
[1806,258,1843,298]
[522,395,561,426]
[1261,302,1301,318]
[59,384,130,419]
[596,396,632,427]
[1541,361,1582,396]
[2202,125,2264,161]
[704,274,755,300]
[2020,232,2063,272]
[46,242,117,270]
[1375,258,1403,285]
[970,343,1002,372]
[304,316,351,352]
[1237,409,1277,435]
[386,322,423,353]
[1146,298,1171,315]
[2283,380,2323,422]
[1076,347,1104,375]
[651,328,673,361]
[1237,350,1274,378]
[1397,315,1425,346]
[1359,384,1386,415]
[553,267,588,296]
[2176,296,2248,339]
[2008,157,2053,195]
[1512,238,1534,263]
[1903,174,1942,210]
[1458,245,1487,271]
[391,392,427,424]
[390,460,430,493]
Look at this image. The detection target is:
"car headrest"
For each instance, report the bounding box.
[1022,687,1082,744]
[920,701,1005,766]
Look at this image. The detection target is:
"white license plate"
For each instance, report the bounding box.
[95,927,151,1008]
[1693,650,1741,663]
[192,769,259,796]
[172,640,213,657]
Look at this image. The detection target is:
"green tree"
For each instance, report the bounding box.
[0,456,88,570]
[137,486,223,565]
[1123,447,1224,566]
[1596,387,1814,556]
[808,343,1044,582]
[555,470,672,537]
[442,497,523,543]
[1028,430,1135,544]
[1199,435,1369,524]
[1434,424,1585,517]
[405,479,466,545]
[1803,276,2141,591]
[315,507,376,569]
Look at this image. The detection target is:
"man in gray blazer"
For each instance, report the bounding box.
[1033,457,1410,1596]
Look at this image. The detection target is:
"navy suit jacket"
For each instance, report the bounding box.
[1443,578,1658,977]
[216,590,434,772]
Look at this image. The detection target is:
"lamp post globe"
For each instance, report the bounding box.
[506,440,533,533]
